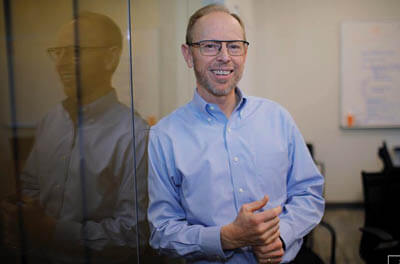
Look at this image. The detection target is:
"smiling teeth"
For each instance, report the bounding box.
[213,70,231,75]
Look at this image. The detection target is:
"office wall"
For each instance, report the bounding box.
[252,0,400,202]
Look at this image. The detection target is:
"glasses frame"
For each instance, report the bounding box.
[187,40,249,56]
[46,45,112,61]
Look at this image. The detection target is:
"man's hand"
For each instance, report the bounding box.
[253,236,285,264]
[220,195,282,250]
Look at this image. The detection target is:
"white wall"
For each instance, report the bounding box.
[251,0,400,202]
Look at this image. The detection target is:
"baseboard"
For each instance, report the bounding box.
[325,202,364,209]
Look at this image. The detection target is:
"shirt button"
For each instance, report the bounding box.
[209,106,214,110]
[239,188,244,193]
[227,127,232,133]
[207,118,212,122]
[233,156,239,162]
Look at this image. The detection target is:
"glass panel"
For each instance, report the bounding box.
[0,0,151,263]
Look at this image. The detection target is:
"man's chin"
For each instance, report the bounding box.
[206,84,235,97]
[63,86,77,98]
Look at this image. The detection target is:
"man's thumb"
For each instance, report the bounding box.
[247,195,269,212]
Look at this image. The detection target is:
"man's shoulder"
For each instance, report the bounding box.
[38,102,66,126]
[151,103,193,133]
[245,95,291,119]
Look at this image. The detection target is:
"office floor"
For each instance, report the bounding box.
[311,207,365,264]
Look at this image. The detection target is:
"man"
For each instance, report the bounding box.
[1,12,149,263]
[147,4,324,264]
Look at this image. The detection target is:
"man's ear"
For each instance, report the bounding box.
[104,46,121,71]
[181,44,193,68]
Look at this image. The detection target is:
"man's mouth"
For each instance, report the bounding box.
[211,69,233,76]
[59,71,76,82]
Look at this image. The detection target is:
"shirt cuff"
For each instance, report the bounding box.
[199,225,234,260]
[279,220,295,251]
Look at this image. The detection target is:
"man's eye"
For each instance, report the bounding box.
[203,43,219,49]
[228,44,241,50]
[54,49,63,55]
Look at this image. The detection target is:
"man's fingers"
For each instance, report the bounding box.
[256,247,284,259]
[254,205,282,223]
[255,237,282,253]
[257,254,283,264]
[255,215,279,235]
[254,240,284,264]
[244,195,269,213]
[262,228,281,245]
[254,225,280,246]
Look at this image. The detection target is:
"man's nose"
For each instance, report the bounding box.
[57,54,79,66]
[216,43,231,62]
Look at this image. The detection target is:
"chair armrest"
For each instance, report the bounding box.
[360,227,394,241]
[360,226,399,250]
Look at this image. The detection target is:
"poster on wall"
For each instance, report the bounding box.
[341,21,400,129]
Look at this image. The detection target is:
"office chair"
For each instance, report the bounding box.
[293,144,336,264]
[359,171,400,263]
[378,141,400,174]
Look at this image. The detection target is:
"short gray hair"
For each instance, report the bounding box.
[185,4,246,44]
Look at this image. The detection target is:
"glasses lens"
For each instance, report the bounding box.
[199,41,221,56]
[47,47,63,60]
[227,41,245,56]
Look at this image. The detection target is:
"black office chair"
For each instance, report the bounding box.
[293,144,336,264]
[378,141,400,174]
[359,171,400,263]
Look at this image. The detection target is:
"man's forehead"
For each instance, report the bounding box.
[192,11,244,41]
[56,19,111,47]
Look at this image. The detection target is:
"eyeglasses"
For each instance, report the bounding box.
[46,46,111,61]
[187,40,249,56]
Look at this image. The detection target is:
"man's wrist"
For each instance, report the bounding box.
[220,224,240,250]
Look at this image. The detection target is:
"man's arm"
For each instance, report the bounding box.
[276,113,325,262]
[148,129,230,260]
[52,127,149,254]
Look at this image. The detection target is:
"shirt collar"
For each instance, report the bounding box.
[234,88,247,118]
[191,87,248,120]
[62,90,118,123]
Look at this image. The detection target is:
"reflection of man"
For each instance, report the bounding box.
[1,12,149,263]
[147,4,324,264]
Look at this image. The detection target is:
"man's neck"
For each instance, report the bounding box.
[67,85,113,106]
[197,86,238,119]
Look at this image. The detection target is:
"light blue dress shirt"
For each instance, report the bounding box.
[148,88,325,263]
[21,91,149,263]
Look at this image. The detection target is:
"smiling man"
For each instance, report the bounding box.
[147,4,325,264]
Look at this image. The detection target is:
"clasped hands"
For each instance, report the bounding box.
[221,195,284,264]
